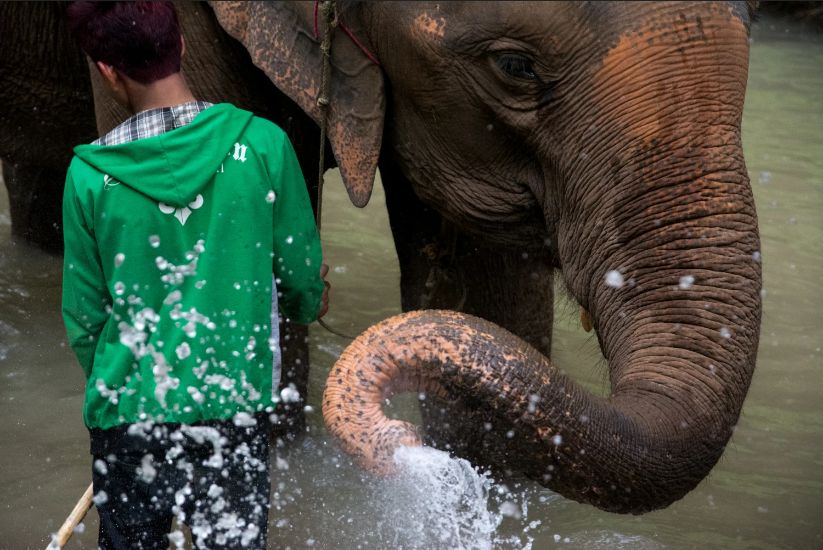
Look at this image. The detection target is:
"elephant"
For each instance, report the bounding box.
[1,1,762,514]
[307,1,761,514]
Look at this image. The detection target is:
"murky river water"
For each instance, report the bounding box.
[1,16,821,549]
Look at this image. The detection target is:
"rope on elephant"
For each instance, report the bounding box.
[313,0,381,66]
[315,0,336,235]
[314,0,356,341]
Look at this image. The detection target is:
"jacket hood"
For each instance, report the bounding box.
[73,103,253,208]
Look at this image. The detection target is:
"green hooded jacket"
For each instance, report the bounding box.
[62,103,323,430]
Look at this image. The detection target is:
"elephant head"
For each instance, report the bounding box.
[214,1,762,513]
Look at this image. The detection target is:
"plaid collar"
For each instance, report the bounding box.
[93,101,213,146]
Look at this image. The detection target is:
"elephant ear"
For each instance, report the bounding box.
[210,1,384,207]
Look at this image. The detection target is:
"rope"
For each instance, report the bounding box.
[314,0,356,340]
[319,317,354,340]
[315,0,335,233]
[313,0,381,66]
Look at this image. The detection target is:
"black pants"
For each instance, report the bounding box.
[90,416,271,549]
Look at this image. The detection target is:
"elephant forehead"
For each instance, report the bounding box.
[593,3,749,83]
[589,4,749,139]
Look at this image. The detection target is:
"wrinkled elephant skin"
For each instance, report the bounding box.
[316,1,762,514]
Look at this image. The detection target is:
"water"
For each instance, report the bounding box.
[367,447,499,549]
[1,16,822,548]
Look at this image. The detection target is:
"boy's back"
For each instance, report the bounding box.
[63,103,323,429]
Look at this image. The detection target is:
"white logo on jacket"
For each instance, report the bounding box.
[103,174,120,189]
[233,142,248,163]
[159,194,204,226]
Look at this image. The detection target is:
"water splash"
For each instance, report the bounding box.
[371,446,501,549]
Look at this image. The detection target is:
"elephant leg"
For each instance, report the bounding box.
[0,2,96,252]
[380,158,555,466]
[2,161,66,253]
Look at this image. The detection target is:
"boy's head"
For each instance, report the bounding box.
[67,1,182,85]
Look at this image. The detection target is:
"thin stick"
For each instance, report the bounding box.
[48,482,94,549]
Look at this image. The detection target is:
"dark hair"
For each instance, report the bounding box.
[66,1,182,84]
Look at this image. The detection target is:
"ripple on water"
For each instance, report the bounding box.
[0,320,20,361]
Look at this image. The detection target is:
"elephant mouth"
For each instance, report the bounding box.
[401,162,551,249]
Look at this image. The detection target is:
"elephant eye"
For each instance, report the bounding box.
[496,53,537,80]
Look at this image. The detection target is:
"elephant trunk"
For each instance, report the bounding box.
[323,294,758,514]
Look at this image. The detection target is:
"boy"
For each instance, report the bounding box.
[62,2,329,547]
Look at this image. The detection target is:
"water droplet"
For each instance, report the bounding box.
[605,270,624,288]
[679,275,695,289]
[280,385,301,403]
[149,235,160,248]
[176,342,191,360]
[720,327,732,339]
[93,459,108,475]
[114,253,125,267]
[265,190,276,203]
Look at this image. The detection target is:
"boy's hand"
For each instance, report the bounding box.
[317,264,330,319]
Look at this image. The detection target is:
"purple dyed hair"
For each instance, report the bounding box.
[66,1,182,84]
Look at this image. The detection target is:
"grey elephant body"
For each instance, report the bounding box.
[1,1,761,511]
[0,2,96,250]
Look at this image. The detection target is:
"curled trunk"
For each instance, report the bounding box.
[323,307,755,514]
